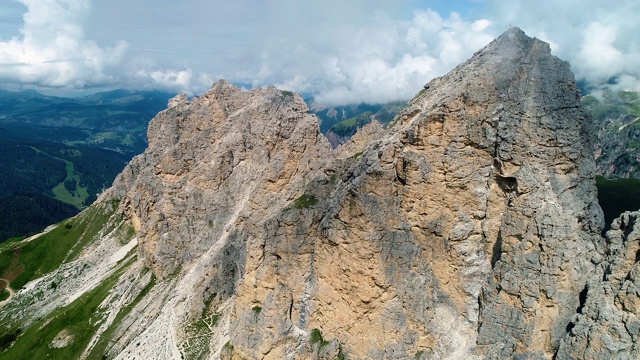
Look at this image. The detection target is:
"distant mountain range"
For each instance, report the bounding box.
[307,100,406,148]
[0,89,174,155]
[583,89,640,178]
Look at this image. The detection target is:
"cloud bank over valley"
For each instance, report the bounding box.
[0,0,638,105]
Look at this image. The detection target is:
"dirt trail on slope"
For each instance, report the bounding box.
[0,279,15,307]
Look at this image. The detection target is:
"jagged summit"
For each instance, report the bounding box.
[488,26,548,53]
[109,26,602,358]
[3,28,639,360]
[470,26,552,67]
[109,78,331,278]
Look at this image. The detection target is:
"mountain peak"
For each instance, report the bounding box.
[492,25,550,54]
[109,25,602,358]
[499,26,529,42]
[6,28,635,360]
[403,27,571,128]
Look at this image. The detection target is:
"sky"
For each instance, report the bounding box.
[0,0,638,105]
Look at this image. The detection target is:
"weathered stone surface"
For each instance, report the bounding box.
[105,80,336,358]
[111,80,331,279]
[6,27,618,359]
[556,211,640,359]
[103,27,606,359]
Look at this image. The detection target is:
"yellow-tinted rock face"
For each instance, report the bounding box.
[98,28,609,359]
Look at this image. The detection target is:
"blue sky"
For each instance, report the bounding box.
[0,0,638,105]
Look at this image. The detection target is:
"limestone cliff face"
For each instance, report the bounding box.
[556,211,640,359]
[111,81,331,278]
[87,28,611,359]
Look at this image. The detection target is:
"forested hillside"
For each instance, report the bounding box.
[0,90,173,242]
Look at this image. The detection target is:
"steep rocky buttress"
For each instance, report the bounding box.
[4,27,640,360]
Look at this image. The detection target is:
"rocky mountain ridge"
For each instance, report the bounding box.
[584,90,640,178]
[1,27,639,359]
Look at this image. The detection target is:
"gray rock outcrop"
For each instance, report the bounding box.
[5,27,630,360]
[556,211,640,359]
[103,27,607,359]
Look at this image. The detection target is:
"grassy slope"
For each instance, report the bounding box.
[30,145,90,207]
[51,159,90,208]
[583,90,640,124]
[0,258,135,359]
[0,200,120,290]
[0,199,145,358]
[330,111,373,137]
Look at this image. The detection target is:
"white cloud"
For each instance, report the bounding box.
[0,0,499,103]
[488,0,640,92]
[141,68,213,94]
[1,0,639,103]
[0,0,128,90]
[577,22,622,82]
[0,0,212,95]
[258,9,495,105]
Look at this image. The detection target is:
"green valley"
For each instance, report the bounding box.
[0,90,173,243]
